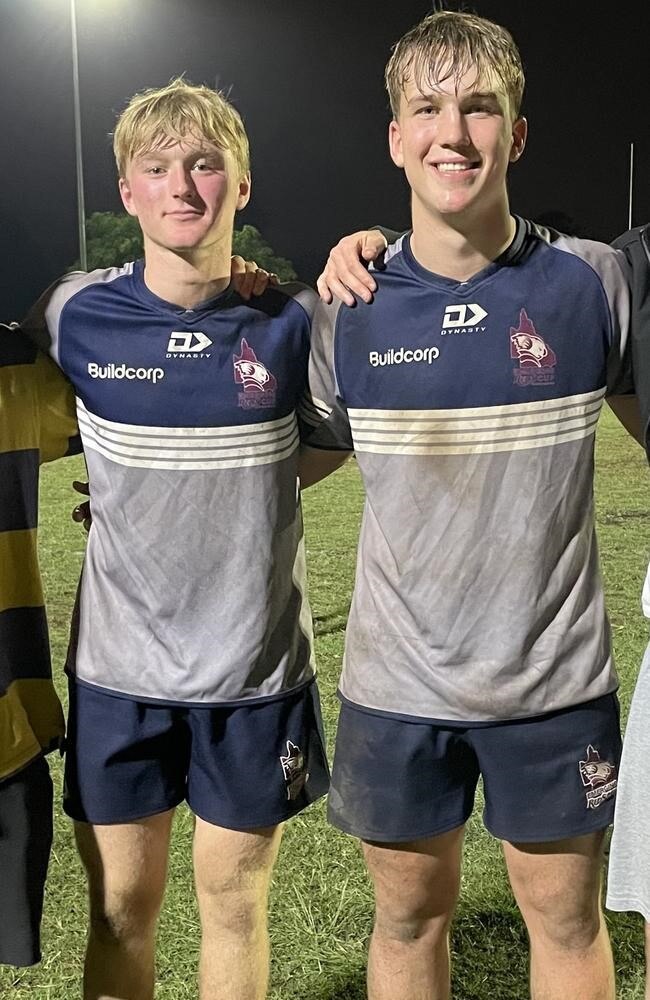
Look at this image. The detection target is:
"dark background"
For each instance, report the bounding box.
[0,0,646,317]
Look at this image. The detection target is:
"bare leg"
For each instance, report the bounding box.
[363,826,465,1000]
[503,831,614,1000]
[75,810,174,1000]
[193,818,284,1000]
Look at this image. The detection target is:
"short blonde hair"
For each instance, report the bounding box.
[385,10,524,119]
[113,77,250,179]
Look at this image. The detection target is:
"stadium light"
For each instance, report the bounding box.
[66,0,121,270]
[70,0,87,270]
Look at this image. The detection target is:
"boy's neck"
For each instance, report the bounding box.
[142,235,232,309]
[410,201,516,282]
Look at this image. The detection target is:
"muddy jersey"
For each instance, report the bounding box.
[28,263,316,706]
[301,218,631,724]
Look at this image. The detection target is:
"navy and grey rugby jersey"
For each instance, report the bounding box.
[301,218,631,724]
[27,262,317,706]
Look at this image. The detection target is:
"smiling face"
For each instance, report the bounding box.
[389,66,526,227]
[119,135,250,257]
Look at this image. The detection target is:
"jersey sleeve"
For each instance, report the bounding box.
[298,298,353,451]
[21,271,88,367]
[604,247,634,396]
[611,227,650,399]
[551,235,633,396]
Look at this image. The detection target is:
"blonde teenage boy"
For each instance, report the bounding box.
[304,12,634,999]
[26,79,330,1000]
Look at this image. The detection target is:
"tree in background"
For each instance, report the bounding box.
[69,213,143,271]
[70,213,296,280]
[233,225,296,281]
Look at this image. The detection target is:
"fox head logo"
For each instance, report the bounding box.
[280,740,309,801]
[233,338,277,393]
[579,745,616,789]
[510,309,557,368]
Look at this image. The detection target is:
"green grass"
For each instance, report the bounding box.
[1,407,649,998]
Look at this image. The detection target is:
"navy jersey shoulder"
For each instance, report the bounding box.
[333,222,619,411]
[54,264,313,427]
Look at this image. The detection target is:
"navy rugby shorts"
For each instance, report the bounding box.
[0,756,53,967]
[64,677,329,828]
[329,692,621,843]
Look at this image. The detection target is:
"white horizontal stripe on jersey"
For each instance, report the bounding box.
[298,393,333,426]
[348,389,605,456]
[77,401,299,470]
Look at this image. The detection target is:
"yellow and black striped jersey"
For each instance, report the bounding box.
[0,323,79,781]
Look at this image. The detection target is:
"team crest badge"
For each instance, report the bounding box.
[510,308,557,386]
[233,338,277,409]
[280,740,309,801]
[578,745,617,810]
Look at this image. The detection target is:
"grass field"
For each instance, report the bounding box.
[2,407,650,998]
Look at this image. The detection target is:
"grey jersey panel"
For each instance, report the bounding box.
[342,438,611,721]
[72,450,314,703]
[303,222,629,723]
[34,266,316,705]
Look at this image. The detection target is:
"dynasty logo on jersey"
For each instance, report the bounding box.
[166,331,212,358]
[441,303,488,335]
[233,338,277,409]
[578,745,617,810]
[510,309,557,386]
[280,740,309,800]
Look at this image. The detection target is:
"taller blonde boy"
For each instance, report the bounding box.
[303,11,632,999]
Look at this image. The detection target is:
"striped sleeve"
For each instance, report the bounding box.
[0,327,70,780]
[34,351,80,461]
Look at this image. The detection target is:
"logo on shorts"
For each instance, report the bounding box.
[578,745,617,810]
[510,309,557,386]
[233,338,277,409]
[280,740,309,801]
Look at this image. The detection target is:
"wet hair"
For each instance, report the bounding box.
[385,10,524,119]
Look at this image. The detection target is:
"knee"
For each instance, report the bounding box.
[88,886,163,944]
[365,841,461,945]
[374,907,454,945]
[196,852,274,938]
[518,882,601,951]
[373,885,459,945]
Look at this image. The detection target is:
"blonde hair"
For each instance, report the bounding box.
[113,77,250,178]
[385,10,524,119]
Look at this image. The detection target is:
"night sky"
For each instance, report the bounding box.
[0,0,646,318]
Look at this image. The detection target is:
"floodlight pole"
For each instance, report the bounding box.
[628,142,634,231]
[70,0,88,270]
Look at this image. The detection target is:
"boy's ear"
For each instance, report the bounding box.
[236,173,251,211]
[388,120,404,169]
[510,117,527,162]
[119,176,138,217]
